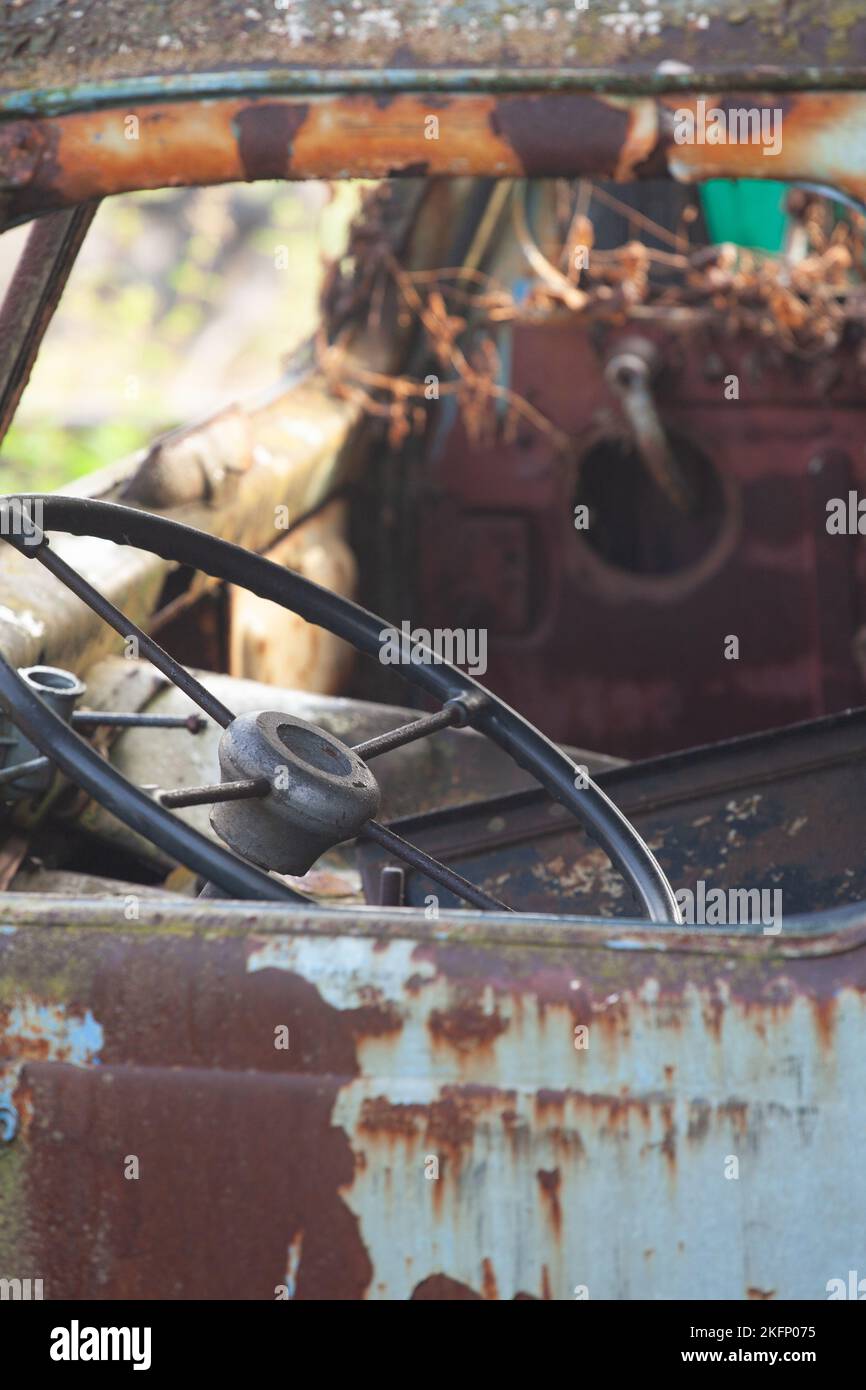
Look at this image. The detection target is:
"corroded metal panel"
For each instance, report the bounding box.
[1,896,863,1299]
[0,204,98,444]
[4,91,866,224]
[1,2,864,100]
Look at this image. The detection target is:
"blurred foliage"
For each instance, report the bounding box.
[0,422,146,491]
[0,181,362,491]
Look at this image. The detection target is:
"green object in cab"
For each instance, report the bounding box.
[699,180,789,252]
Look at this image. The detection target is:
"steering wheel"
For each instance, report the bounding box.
[0,495,681,922]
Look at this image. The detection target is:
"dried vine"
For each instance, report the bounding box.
[318,181,866,453]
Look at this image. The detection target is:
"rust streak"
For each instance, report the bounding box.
[428,1001,510,1052]
[481,1257,499,1300]
[536,1167,563,1237]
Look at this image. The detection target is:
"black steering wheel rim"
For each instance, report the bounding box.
[0,494,681,922]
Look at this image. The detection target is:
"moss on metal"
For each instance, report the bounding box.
[0,1143,32,1282]
[0,1,864,108]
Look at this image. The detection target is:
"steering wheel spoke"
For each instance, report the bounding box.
[360,818,513,913]
[26,532,236,729]
[156,777,270,810]
[351,692,489,760]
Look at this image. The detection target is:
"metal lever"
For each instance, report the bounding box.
[604,338,694,514]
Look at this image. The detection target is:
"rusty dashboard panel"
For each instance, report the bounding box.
[357,707,866,918]
[1,895,863,1301]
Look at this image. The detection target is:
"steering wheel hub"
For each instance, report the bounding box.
[210,710,380,875]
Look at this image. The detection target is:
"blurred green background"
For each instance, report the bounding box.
[0,182,361,491]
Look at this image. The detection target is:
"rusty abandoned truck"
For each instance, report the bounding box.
[1,1,866,1300]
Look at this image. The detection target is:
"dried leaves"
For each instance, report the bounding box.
[318,183,866,453]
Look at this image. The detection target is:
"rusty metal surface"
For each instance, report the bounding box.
[358,706,866,919]
[4,91,866,226]
[415,300,866,758]
[0,202,98,444]
[1,1,865,102]
[1,891,864,1299]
